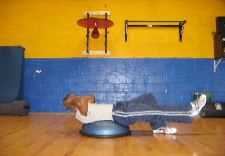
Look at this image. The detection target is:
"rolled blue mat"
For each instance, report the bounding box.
[0,46,25,102]
[0,100,30,116]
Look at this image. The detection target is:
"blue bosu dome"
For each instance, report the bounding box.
[80,120,131,138]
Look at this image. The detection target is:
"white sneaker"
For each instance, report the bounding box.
[153,127,177,134]
[191,94,207,116]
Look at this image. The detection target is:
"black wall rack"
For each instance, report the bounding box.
[125,20,187,42]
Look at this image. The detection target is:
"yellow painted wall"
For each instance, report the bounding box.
[0,0,225,58]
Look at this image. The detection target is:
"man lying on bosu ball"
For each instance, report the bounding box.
[63,93,207,134]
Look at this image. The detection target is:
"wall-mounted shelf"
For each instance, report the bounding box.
[125,20,186,42]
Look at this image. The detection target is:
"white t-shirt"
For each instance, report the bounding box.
[75,104,114,124]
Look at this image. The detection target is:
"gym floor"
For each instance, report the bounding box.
[0,113,225,156]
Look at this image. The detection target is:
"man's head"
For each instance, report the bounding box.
[63,93,81,110]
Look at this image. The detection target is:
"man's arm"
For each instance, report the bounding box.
[84,95,95,104]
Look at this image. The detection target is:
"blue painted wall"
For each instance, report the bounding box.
[24,58,225,112]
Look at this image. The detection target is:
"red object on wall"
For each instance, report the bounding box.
[77,18,113,39]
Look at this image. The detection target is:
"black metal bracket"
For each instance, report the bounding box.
[86,13,90,54]
[104,13,108,54]
[212,31,225,72]
[125,20,187,42]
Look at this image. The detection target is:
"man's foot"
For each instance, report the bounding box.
[153,127,177,134]
[191,94,207,116]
